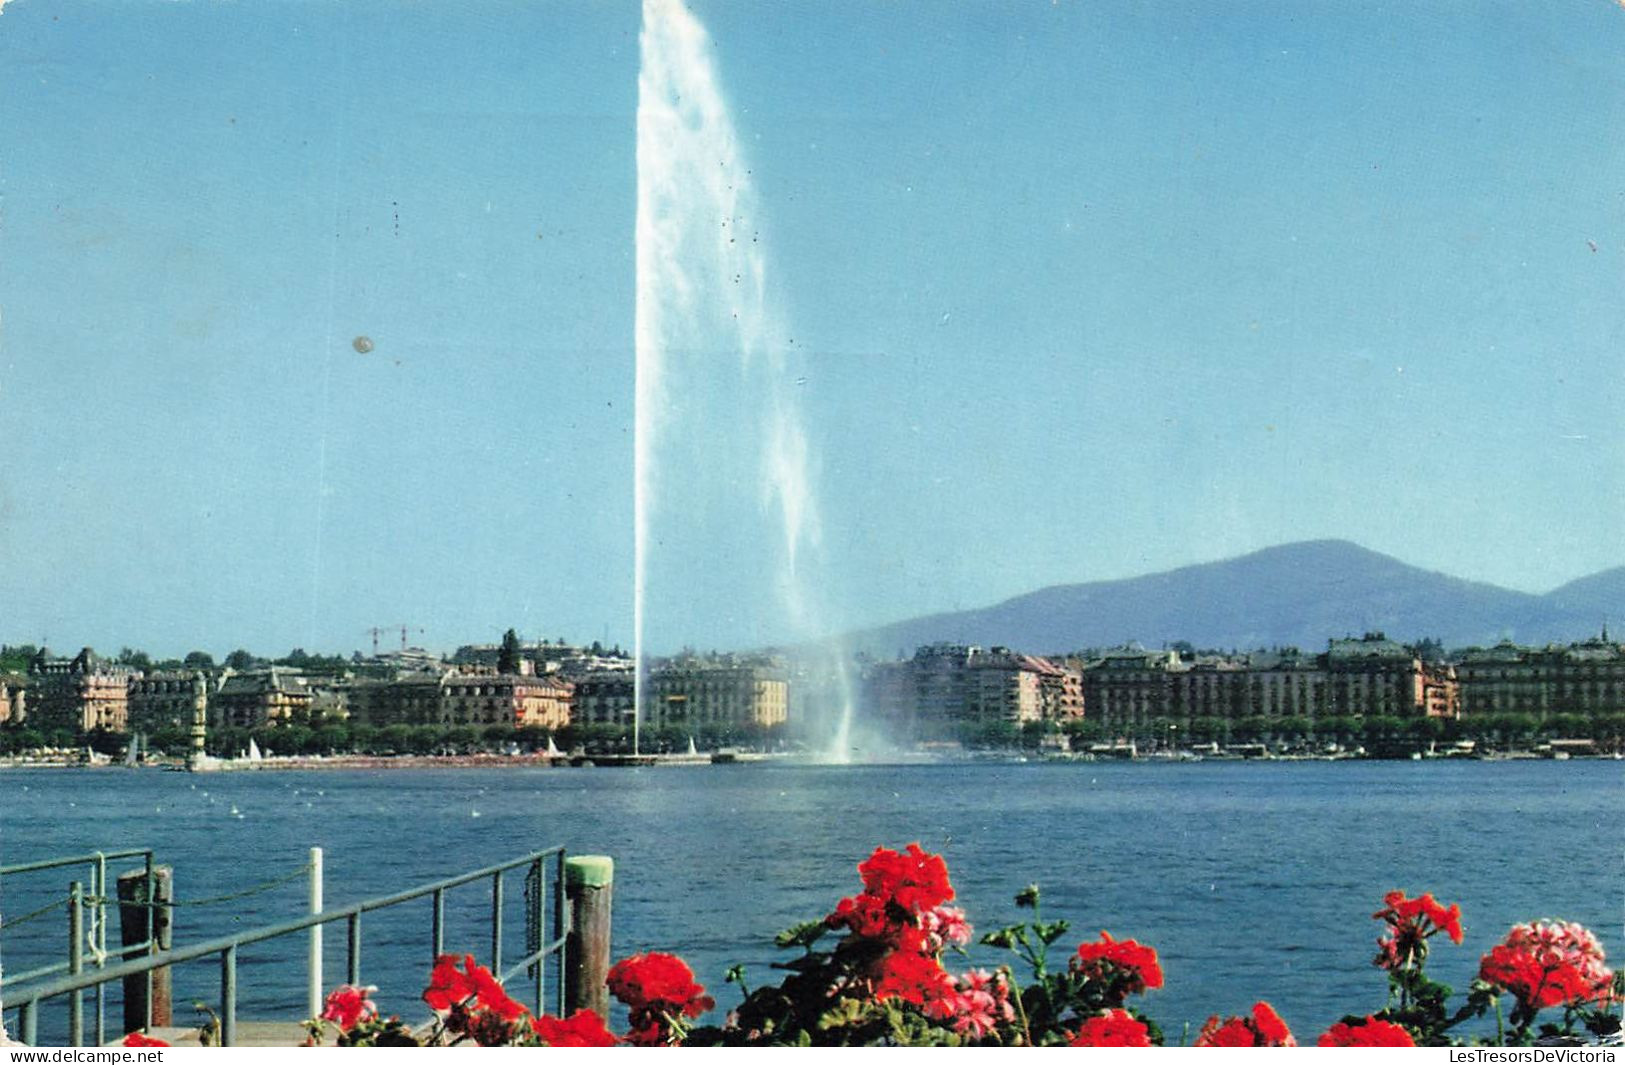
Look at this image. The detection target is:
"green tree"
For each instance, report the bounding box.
[379,724,414,754]
[497,629,523,675]
[0,644,39,673]
[183,650,216,671]
[225,649,258,670]
[482,724,520,750]
[312,723,350,754]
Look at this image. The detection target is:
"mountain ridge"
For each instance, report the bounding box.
[844,541,1618,657]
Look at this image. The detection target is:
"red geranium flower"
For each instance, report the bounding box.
[1478,921,1614,1012]
[1070,1009,1153,1047]
[1072,931,1164,1000]
[607,951,714,1046]
[530,1009,619,1047]
[1194,1002,1296,1047]
[122,1032,170,1048]
[826,891,894,938]
[1318,1017,1416,1047]
[1373,890,1464,970]
[422,953,529,1043]
[873,946,955,1007]
[424,953,481,1013]
[320,984,378,1031]
[857,843,954,914]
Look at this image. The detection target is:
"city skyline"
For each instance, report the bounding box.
[3,1,1622,659]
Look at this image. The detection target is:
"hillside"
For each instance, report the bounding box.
[847,541,1616,657]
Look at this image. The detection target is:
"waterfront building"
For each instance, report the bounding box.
[1454,633,1624,717]
[26,647,131,733]
[348,672,450,727]
[1324,635,1429,717]
[645,656,788,732]
[0,674,23,725]
[861,658,917,731]
[1077,635,1456,737]
[573,669,635,729]
[963,647,1082,724]
[860,644,1081,733]
[128,671,223,733]
[213,667,314,729]
[439,672,573,730]
[1081,648,1181,732]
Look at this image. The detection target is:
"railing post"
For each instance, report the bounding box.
[68,881,83,1046]
[347,912,362,986]
[308,847,324,1019]
[142,852,154,1030]
[431,888,445,964]
[19,1000,37,1046]
[118,865,172,1032]
[490,872,504,975]
[92,853,106,1047]
[220,945,237,1047]
[531,858,545,1015]
[552,852,566,1017]
[564,856,613,1019]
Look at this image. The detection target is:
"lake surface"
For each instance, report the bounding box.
[2,759,1619,1044]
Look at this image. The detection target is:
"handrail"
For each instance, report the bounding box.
[1,848,157,1045]
[0,849,155,878]
[5,847,569,1047]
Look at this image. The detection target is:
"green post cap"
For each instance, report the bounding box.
[565,855,614,888]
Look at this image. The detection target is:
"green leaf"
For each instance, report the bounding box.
[1015,884,1041,909]
[982,926,1022,949]
[775,919,829,949]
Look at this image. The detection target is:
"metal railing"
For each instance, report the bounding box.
[0,849,158,1047]
[3,847,569,1047]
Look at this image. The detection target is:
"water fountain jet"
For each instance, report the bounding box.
[634,0,855,760]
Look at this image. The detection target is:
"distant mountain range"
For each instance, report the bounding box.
[846,541,1621,658]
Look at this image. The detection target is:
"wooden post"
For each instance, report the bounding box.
[564,856,613,1019]
[117,866,172,1031]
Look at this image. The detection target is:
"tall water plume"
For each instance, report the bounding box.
[635,0,853,757]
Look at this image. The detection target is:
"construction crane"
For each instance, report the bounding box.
[365,625,425,655]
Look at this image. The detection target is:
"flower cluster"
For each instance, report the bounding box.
[826,843,959,940]
[1072,930,1164,1003]
[307,955,616,1047]
[923,967,1017,1039]
[528,1010,623,1048]
[1479,921,1615,1013]
[284,850,1617,1051]
[1318,1016,1417,1047]
[1193,1001,1297,1047]
[607,951,715,1046]
[821,844,975,1022]
[1373,890,1465,971]
[121,1032,170,1048]
[424,954,530,1045]
[1068,1008,1153,1047]
[320,985,378,1032]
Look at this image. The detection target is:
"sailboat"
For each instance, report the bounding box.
[246,738,264,762]
[545,735,562,758]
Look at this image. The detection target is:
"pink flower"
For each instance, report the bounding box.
[923,969,1015,1041]
[921,905,973,951]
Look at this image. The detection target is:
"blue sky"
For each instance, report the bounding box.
[2,0,1621,658]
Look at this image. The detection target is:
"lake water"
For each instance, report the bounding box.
[2,759,1619,1044]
